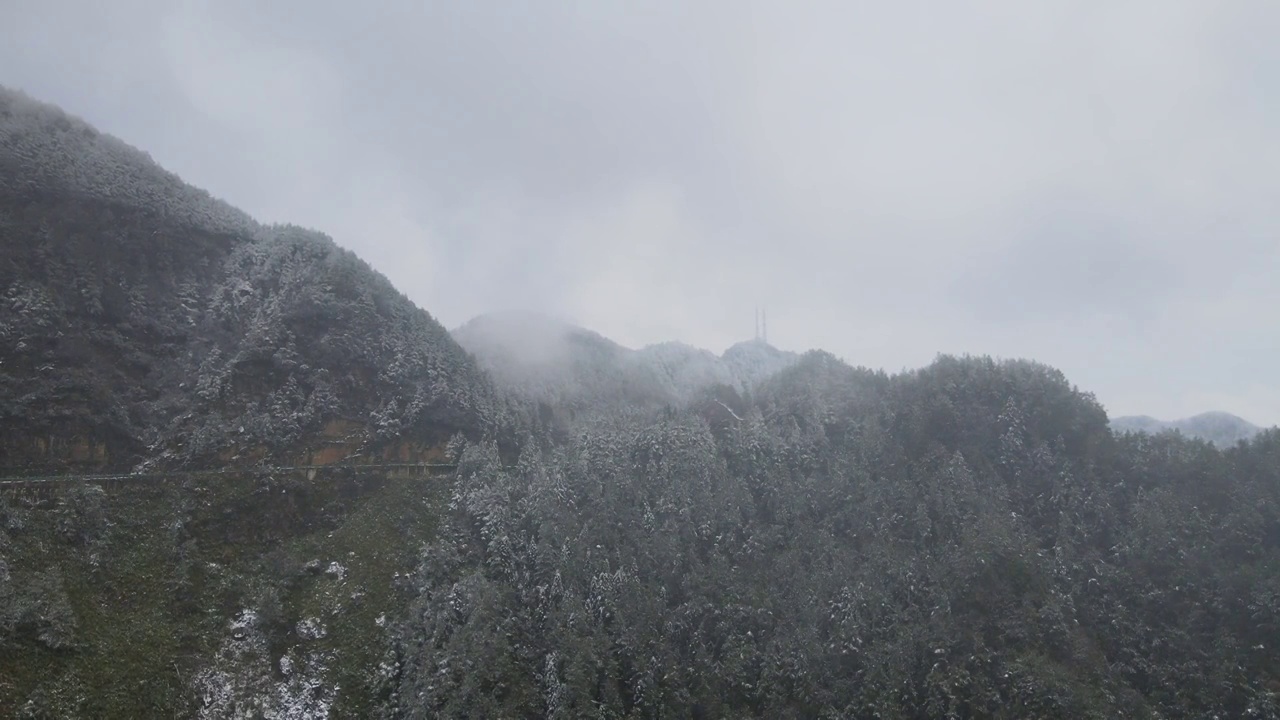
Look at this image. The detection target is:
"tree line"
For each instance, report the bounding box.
[383,353,1280,719]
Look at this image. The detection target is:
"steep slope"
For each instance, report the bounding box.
[1111,411,1262,447]
[0,87,501,472]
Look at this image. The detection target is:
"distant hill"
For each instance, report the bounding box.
[0,86,503,472]
[453,312,799,418]
[1111,411,1263,447]
[452,312,661,417]
[637,338,800,400]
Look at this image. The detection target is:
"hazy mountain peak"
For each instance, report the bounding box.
[1111,411,1263,447]
[453,315,800,413]
[453,311,621,369]
[454,310,589,338]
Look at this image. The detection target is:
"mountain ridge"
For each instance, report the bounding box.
[452,311,800,418]
[1,86,505,473]
[1111,410,1262,447]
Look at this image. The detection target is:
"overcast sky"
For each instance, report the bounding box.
[3,1,1278,425]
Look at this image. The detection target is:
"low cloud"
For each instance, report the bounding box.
[3,0,1278,423]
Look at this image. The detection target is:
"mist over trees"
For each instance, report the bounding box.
[1111,411,1263,448]
[4,88,1280,718]
[383,353,1280,719]
[453,312,798,421]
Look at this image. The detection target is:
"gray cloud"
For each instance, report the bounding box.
[3,0,1279,424]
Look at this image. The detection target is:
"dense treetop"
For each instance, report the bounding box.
[385,353,1280,719]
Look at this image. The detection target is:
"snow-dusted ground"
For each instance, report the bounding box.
[192,609,337,719]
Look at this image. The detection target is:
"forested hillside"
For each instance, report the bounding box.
[386,354,1280,719]
[0,86,506,473]
[3,90,1279,718]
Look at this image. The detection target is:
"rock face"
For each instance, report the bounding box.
[0,87,501,473]
[1111,411,1264,447]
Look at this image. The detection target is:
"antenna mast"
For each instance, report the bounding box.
[754,306,760,341]
[763,308,768,344]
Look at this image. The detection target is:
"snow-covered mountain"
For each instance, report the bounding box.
[0,86,501,472]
